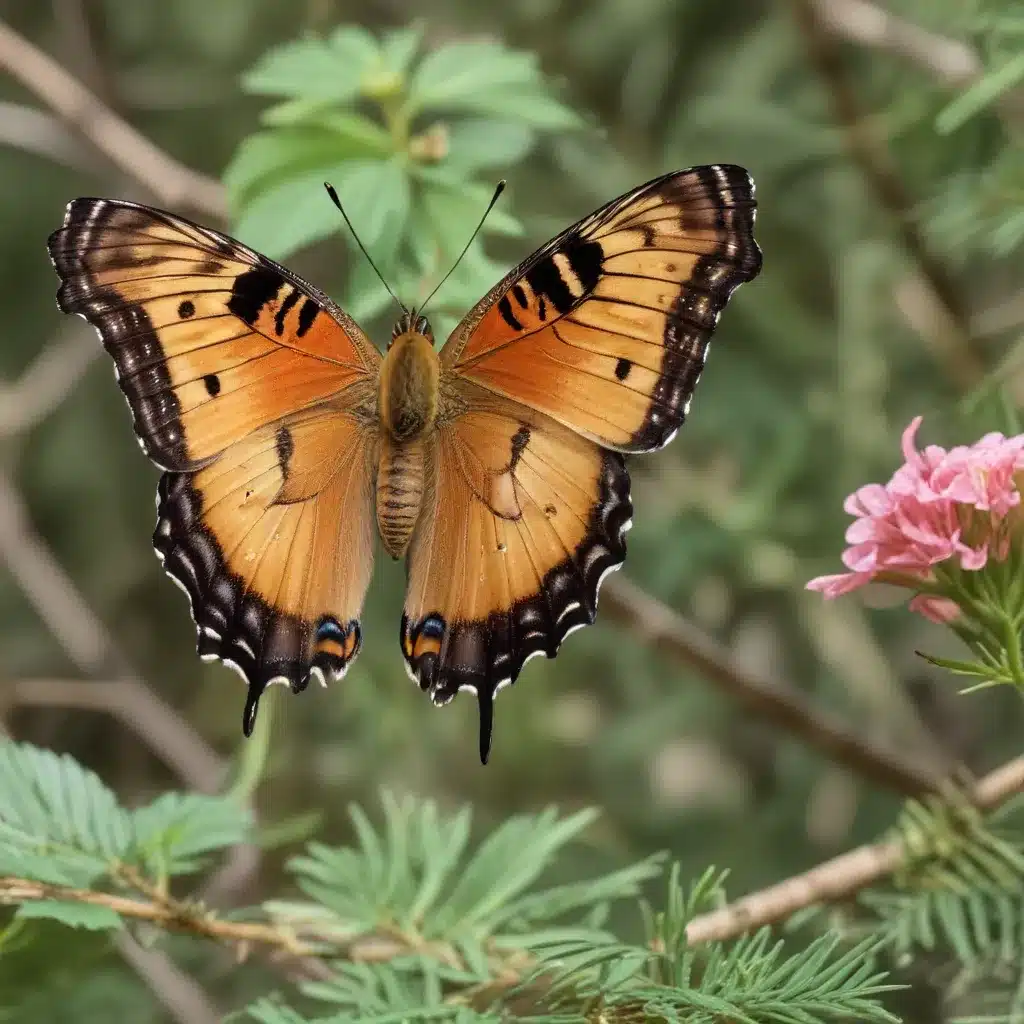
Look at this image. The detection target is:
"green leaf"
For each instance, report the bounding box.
[407,42,580,129]
[432,808,599,933]
[416,177,524,263]
[442,119,536,174]
[331,158,411,264]
[915,651,998,679]
[0,741,132,887]
[15,901,122,932]
[937,51,1024,133]
[243,33,376,102]
[224,127,386,207]
[380,23,423,76]
[233,170,344,260]
[130,792,252,877]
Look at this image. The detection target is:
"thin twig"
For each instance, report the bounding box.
[114,932,222,1024]
[1,755,1022,976]
[793,0,984,389]
[0,101,106,174]
[685,753,1024,943]
[602,575,945,797]
[7,679,226,794]
[814,0,1024,124]
[0,475,227,792]
[0,19,225,217]
[0,324,100,438]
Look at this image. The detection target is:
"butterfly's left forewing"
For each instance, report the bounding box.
[49,200,381,731]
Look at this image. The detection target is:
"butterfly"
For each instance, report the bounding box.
[47,165,761,763]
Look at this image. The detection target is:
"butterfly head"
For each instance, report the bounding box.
[391,309,433,349]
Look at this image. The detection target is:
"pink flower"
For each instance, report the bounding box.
[807,417,1024,619]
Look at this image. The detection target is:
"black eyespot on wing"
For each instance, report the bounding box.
[615,358,632,381]
[178,300,195,319]
[203,373,221,397]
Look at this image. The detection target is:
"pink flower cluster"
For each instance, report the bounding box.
[807,418,1024,622]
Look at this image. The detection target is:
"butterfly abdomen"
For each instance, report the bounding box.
[376,435,427,559]
[375,330,440,559]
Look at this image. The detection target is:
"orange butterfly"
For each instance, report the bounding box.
[48,166,761,762]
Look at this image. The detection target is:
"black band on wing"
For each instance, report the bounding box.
[400,450,632,763]
[153,472,362,735]
[48,201,191,469]
[628,166,762,453]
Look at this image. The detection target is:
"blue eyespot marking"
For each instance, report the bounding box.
[315,617,346,642]
[420,614,445,639]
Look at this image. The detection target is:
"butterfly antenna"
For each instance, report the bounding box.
[420,179,506,315]
[324,182,407,315]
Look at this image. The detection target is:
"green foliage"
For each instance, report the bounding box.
[248,861,898,1023]
[225,24,581,339]
[861,793,1024,1021]
[266,793,663,977]
[0,739,252,928]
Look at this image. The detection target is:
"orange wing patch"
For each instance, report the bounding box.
[402,386,631,761]
[49,199,383,734]
[154,405,377,733]
[48,199,379,469]
[442,165,761,453]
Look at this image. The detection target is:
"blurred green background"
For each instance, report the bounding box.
[1,0,1023,1018]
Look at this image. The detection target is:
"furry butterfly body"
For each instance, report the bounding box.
[47,165,762,762]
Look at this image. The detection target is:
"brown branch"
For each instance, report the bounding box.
[114,933,221,1024]
[793,0,985,389]
[814,0,1024,125]
[0,475,227,793]
[0,18,225,217]
[685,753,1024,943]
[0,325,100,438]
[7,679,226,794]
[602,575,945,797]
[1,754,1022,991]
[0,876,414,964]
[815,0,979,88]
[0,101,107,174]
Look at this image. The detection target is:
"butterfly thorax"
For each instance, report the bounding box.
[375,327,440,560]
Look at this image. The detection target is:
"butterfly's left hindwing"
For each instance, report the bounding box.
[48,199,381,732]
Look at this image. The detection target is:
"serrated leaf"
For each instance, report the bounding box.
[130,792,251,877]
[442,119,536,173]
[380,24,423,76]
[16,900,122,931]
[224,128,381,207]
[417,179,523,263]
[243,35,375,102]
[331,158,410,264]
[409,42,536,109]
[408,42,580,129]
[233,170,343,260]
